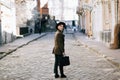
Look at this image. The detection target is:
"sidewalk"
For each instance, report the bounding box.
[75,32,120,68]
[0,33,47,59]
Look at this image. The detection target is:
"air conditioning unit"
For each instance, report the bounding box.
[100,31,111,43]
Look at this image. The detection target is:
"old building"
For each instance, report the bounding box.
[0,0,40,45]
[76,0,84,32]
[112,0,120,48]
[0,11,2,44]
[15,0,39,36]
[39,0,49,32]
[117,0,120,23]
[0,0,16,44]
[77,0,120,47]
[77,0,93,36]
[0,17,1,44]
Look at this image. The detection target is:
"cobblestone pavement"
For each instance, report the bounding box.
[0,33,120,80]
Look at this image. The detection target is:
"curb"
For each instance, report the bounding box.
[88,46,120,69]
[0,33,47,60]
[74,34,120,69]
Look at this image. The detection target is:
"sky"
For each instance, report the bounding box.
[41,0,78,21]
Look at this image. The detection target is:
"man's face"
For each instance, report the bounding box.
[58,24,64,31]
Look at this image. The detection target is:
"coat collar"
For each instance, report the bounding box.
[57,30,63,33]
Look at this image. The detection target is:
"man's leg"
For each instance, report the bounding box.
[54,55,59,78]
[59,56,66,78]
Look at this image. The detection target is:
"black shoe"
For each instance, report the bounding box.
[61,74,67,78]
[55,74,59,78]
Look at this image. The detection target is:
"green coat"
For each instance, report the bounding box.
[53,30,65,55]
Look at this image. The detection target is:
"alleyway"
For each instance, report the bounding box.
[0,33,120,80]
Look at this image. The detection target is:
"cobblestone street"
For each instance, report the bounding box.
[0,33,120,80]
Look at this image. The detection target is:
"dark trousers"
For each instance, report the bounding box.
[54,55,64,75]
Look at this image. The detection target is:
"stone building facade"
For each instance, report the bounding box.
[0,0,40,45]
[15,0,39,36]
[36,0,50,32]
[0,0,16,44]
[0,17,1,44]
[77,0,120,47]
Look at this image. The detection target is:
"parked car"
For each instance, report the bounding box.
[72,26,77,32]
